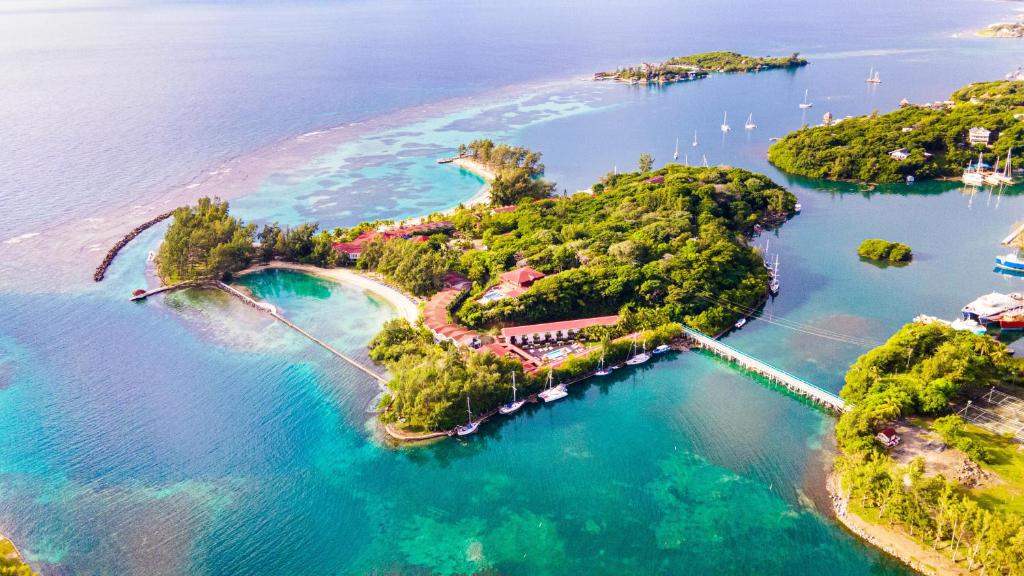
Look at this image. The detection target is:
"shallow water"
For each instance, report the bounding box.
[3,0,1024,574]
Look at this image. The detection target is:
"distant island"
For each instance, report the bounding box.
[857,239,912,263]
[832,321,1024,575]
[593,51,807,85]
[767,80,1024,184]
[979,21,1024,38]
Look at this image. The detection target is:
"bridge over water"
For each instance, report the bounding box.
[681,327,847,413]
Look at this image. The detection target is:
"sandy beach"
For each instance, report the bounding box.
[449,156,494,207]
[828,472,967,576]
[236,262,421,323]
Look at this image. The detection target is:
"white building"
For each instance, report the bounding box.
[889,148,910,161]
[968,127,992,145]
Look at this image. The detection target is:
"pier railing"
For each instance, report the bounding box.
[681,326,847,413]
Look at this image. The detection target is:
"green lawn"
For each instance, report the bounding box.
[962,424,1024,514]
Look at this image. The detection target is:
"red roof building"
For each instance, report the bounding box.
[876,428,901,448]
[500,315,620,344]
[492,205,517,214]
[499,267,545,289]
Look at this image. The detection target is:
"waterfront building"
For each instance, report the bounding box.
[968,126,992,145]
[499,315,620,345]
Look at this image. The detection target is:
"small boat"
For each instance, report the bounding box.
[673,138,679,161]
[538,369,568,402]
[961,292,1024,323]
[652,344,671,355]
[865,67,881,84]
[455,396,479,436]
[963,152,988,187]
[595,351,613,376]
[985,148,1015,186]
[734,318,747,329]
[950,317,988,335]
[794,203,802,213]
[996,253,1024,273]
[701,154,709,168]
[768,137,780,142]
[744,113,756,130]
[721,112,731,133]
[799,89,813,109]
[692,130,699,147]
[906,175,915,184]
[499,373,526,415]
[999,312,1024,330]
[769,254,780,296]
[625,338,651,365]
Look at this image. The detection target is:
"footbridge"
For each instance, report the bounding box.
[681,326,847,413]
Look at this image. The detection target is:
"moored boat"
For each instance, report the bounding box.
[799,89,813,109]
[499,373,526,415]
[999,312,1024,330]
[995,252,1024,273]
[595,351,613,376]
[652,344,671,354]
[744,113,756,130]
[734,318,747,329]
[720,112,731,133]
[961,292,1024,323]
[455,396,479,436]
[538,369,568,402]
[625,338,650,365]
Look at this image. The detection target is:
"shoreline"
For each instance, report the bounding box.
[234,262,421,324]
[827,471,967,576]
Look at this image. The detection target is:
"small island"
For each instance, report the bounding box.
[832,321,1024,574]
[768,80,1024,184]
[152,145,798,437]
[979,21,1024,38]
[593,51,807,85]
[1,536,36,576]
[857,239,912,263]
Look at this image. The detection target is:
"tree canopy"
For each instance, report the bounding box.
[857,239,912,263]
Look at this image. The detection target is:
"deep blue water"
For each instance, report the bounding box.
[2,0,1024,574]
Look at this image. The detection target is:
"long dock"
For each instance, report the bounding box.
[681,326,847,413]
[215,281,387,385]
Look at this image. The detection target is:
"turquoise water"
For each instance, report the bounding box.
[4,0,1024,574]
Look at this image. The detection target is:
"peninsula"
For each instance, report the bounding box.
[1,535,36,576]
[768,80,1024,184]
[832,321,1024,574]
[978,21,1024,38]
[593,51,807,84]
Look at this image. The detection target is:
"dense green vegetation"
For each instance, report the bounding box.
[857,238,912,263]
[835,322,1024,573]
[357,235,452,297]
[768,80,1024,184]
[0,539,36,576]
[460,139,555,205]
[451,165,794,335]
[596,51,806,83]
[156,198,342,283]
[665,51,807,72]
[372,319,681,431]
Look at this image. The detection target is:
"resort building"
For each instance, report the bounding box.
[499,315,620,345]
[424,288,480,347]
[968,127,992,146]
[876,428,901,448]
[888,148,910,161]
[478,266,547,304]
[332,221,454,262]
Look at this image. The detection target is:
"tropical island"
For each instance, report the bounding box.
[0,536,35,576]
[978,21,1024,38]
[153,141,796,435]
[857,239,912,263]
[593,51,807,84]
[767,80,1024,184]
[832,321,1024,574]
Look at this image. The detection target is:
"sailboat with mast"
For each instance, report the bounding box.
[744,113,756,130]
[499,373,526,415]
[799,89,813,109]
[692,130,698,147]
[865,67,881,84]
[538,368,568,402]
[985,148,1016,186]
[720,112,731,133]
[673,138,679,161]
[595,350,613,376]
[963,151,987,187]
[455,396,479,436]
[769,254,780,296]
[625,337,651,365]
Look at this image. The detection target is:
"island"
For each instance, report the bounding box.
[152,143,797,438]
[767,80,1024,184]
[979,21,1024,38]
[831,321,1024,575]
[1,536,36,576]
[857,239,912,263]
[593,51,807,85]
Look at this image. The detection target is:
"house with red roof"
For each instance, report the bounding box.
[500,315,620,345]
[500,267,545,289]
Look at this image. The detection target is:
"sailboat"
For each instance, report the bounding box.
[673,138,679,161]
[499,373,526,415]
[720,112,731,133]
[744,113,756,130]
[763,237,772,270]
[455,396,479,436]
[799,89,813,109]
[769,254,780,296]
[963,152,986,187]
[865,68,881,84]
[538,368,568,402]
[985,148,1016,186]
[595,350,613,376]
[701,154,709,168]
[692,130,698,147]
[625,337,651,365]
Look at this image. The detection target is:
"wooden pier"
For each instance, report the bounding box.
[215,281,387,385]
[681,326,847,413]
